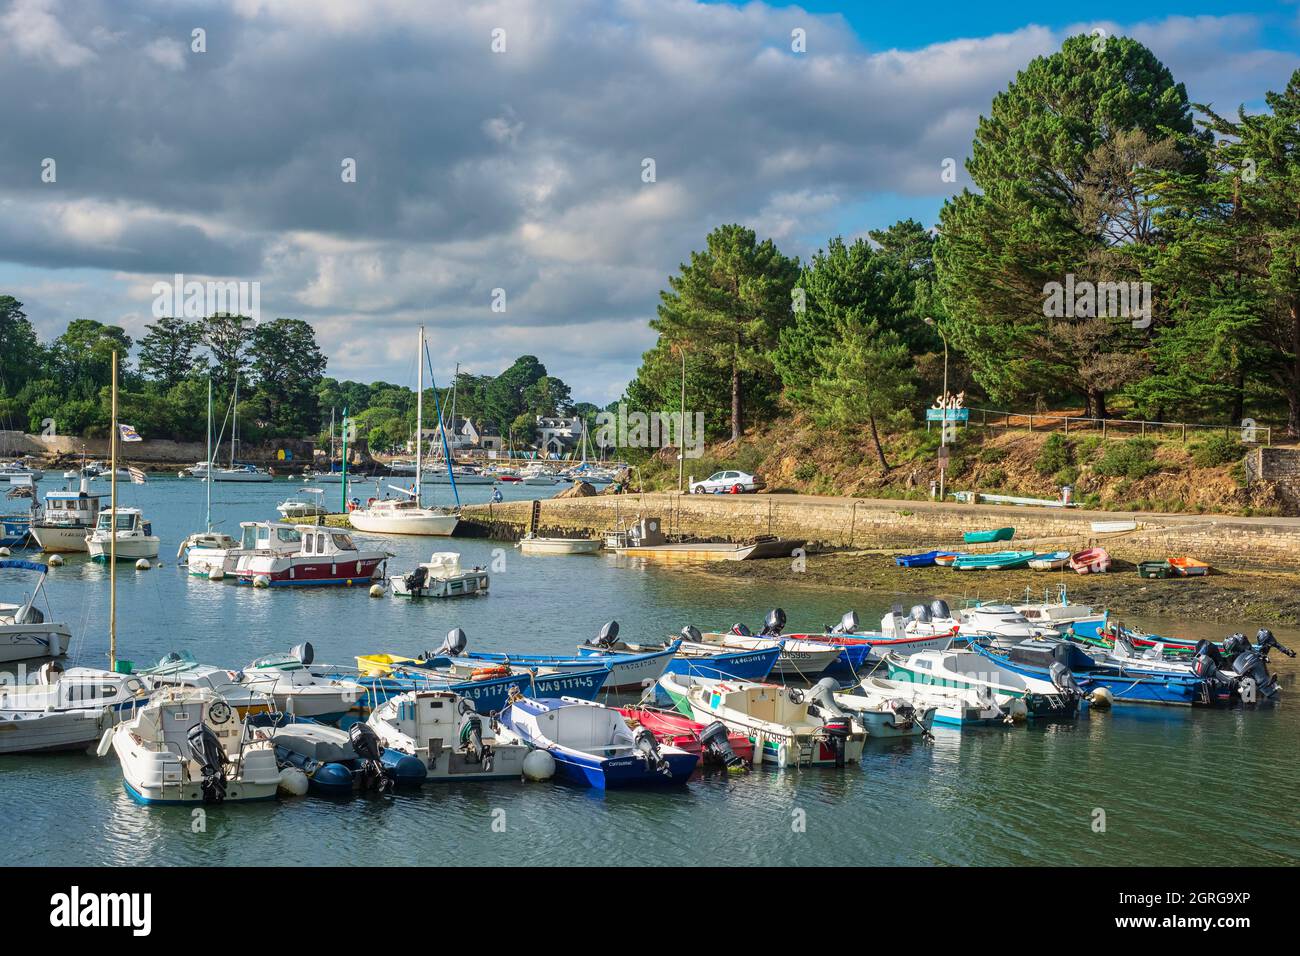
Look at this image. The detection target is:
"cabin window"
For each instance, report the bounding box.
[241,527,257,550]
[303,535,314,554]
[332,534,354,551]
[277,528,301,544]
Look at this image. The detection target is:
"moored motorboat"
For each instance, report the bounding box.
[854,674,1008,728]
[239,643,363,721]
[885,647,1083,719]
[806,677,937,739]
[784,605,960,679]
[389,551,488,598]
[234,524,390,587]
[615,703,752,767]
[578,622,781,681]
[367,689,530,782]
[958,604,1058,641]
[695,609,842,679]
[518,534,602,555]
[86,507,159,561]
[0,664,150,754]
[253,714,424,794]
[180,521,296,578]
[276,488,328,519]
[498,695,698,788]
[0,558,71,663]
[29,478,106,553]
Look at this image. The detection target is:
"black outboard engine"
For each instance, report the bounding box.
[589,620,621,649]
[828,611,859,635]
[679,624,703,643]
[457,698,494,770]
[632,725,671,775]
[1195,639,1226,669]
[731,623,752,637]
[403,565,428,593]
[187,723,229,804]
[1048,661,1083,698]
[697,720,746,770]
[431,627,468,659]
[760,608,787,637]
[290,642,314,666]
[822,718,851,768]
[1194,650,1229,686]
[1222,633,1250,661]
[930,599,951,620]
[910,604,932,624]
[349,721,393,792]
[1230,649,1279,702]
[1256,628,1295,660]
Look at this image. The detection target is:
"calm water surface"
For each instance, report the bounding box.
[3,478,1297,866]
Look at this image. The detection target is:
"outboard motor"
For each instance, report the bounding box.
[290,641,314,666]
[821,718,851,768]
[457,698,493,770]
[760,608,787,637]
[1256,628,1294,660]
[1230,650,1278,702]
[697,720,746,770]
[349,721,393,792]
[1222,633,1250,661]
[1194,651,1228,685]
[1048,661,1083,698]
[402,565,428,593]
[589,620,621,649]
[633,725,671,775]
[930,599,952,621]
[731,623,753,637]
[910,604,932,624]
[1195,639,1226,669]
[679,624,702,644]
[806,677,847,719]
[431,627,468,659]
[829,611,859,635]
[187,723,229,804]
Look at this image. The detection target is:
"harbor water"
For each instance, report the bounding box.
[3,477,1297,866]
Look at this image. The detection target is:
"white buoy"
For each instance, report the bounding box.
[253,574,271,588]
[369,583,385,598]
[135,558,151,570]
[522,749,556,781]
[0,547,10,557]
[48,554,65,567]
[1089,687,1114,710]
[1007,698,1029,722]
[208,567,224,581]
[177,471,186,478]
[277,767,309,796]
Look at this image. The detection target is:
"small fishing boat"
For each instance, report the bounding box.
[233,524,390,587]
[1091,519,1137,533]
[854,675,1007,728]
[886,648,1083,718]
[933,552,961,567]
[952,550,1036,570]
[255,715,425,794]
[1013,585,1105,637]
[1138,560,1173,579]
[958,604,1058,640]
[518,534,602,555]
[1028,550,1071,571]
[0,559,71,663]
[86,507,160,561]
[1168,556,1211,577]
[659,673,866,768]
[806,678,936,739]
[135,652,278,718]
[180,521,296,579]
[29,478,107,553]
[239,643,363,721]
[276,488,328,519]
[367,689,531,782]
[1068,547,1111,575]
[580,632,780,682]
[963,527,1014,544]
[0,664,150,754]
[785,604,960,679]
[498,696,698,788]
[102,687,281,804]
[615,704,752,767]
[454,638,680,694]
[893,550,952,568]
[388,551,488,598]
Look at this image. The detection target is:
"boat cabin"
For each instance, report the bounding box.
[94,508,151,537]
[41,485,106,527]
[239,522,303,552]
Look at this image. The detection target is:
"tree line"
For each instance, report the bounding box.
[625,34,1300,461]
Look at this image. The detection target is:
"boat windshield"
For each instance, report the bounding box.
[96,513,136,531]
[241,526,258,550]
[331,533,355,551]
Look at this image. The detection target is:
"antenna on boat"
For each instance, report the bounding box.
[109,350,118,670]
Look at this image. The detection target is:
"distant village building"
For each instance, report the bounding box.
[536,415,584,458]
[414,417,504,455]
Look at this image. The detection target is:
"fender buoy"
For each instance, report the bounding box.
[470,665,511,680]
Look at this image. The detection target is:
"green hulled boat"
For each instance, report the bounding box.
[951,550,1036,570]
[1137,560,1173,579]
[963,527,1014,544]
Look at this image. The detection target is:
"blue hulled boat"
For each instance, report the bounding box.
[894,550,951,568]
[450,640,680,693]
[498,697,698,789]
[348,664,611,714]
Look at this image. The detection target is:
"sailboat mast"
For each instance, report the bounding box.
[205,376,212,531]
[109,351,118,668]
[231,373,239,468]
[415,325,424,504]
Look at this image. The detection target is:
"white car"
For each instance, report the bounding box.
[689,470,764,494]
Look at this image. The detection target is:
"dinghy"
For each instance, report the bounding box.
[367,689,529,782]
[658,673,866,768]
[933,552,962,567]
[1028,550,1071,571]
[1068,548,1111,574]
[498,696,698,788]
[894,550,952,568]
[1168,556,1211,577]
[963,527,1014,544]
[103,687,281,804]
[952,550,1036,570]
[885,648,1083,719]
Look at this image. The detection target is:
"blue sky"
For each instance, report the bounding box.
[2,0,1298,404]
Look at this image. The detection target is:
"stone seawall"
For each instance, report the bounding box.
[462,493,1300,571]
[1,430,315,468]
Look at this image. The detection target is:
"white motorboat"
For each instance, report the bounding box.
[389,551,489,598]
[239,643,363,720]
[884,648,1081,718]
[233,524,390,587]
[387,459,418,476]
[658,672,865,768]
[0,460,45,482]
[367,689,529,782]
[211,463,273,482]
[0,664,150,754]
[86,507,160,561]
[181,461,212,478]
[177,531,240,576]
[179,521,300,578]
[29,478,107,553]
[690,626,842,680]
[854,674,1008,728]
[0,558,72,662]
[424,466,496,485]
[135,652,277,717]
[518,533,601,555]
[277,488,328,519]
[520,465,561,486]
[1013,585,1105,633]
[102,687,281,804]
[957,604,1059,641]
[806,677,937,739]
[878,600,962,640]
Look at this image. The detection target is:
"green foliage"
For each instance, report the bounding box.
[977,444,1006,464]
[1035,433,1073,475]
[1095,438,1160,479]
[793,461,818,482]
[1052,465,1080,486]
[1190,434,1245,468]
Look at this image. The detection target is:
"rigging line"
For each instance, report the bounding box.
[422,341,461,509]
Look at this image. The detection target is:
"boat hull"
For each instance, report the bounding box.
[519,537,602,555]
[0,624,71,662]
[235,555,386,587]
[87,536,160,561]
[348,511,459,536]
[29,524,92,553]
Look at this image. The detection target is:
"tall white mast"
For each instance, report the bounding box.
[415,325,423,505]
[205,377,212,531]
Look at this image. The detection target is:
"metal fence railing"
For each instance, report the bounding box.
[955,408,1272,446]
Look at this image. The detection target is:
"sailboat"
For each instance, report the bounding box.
[348,326,460,536]
[310,408,346,483]
[210,374,272,481]
[178,378,238,569]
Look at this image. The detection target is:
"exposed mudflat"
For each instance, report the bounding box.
[683,549,1300,628]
